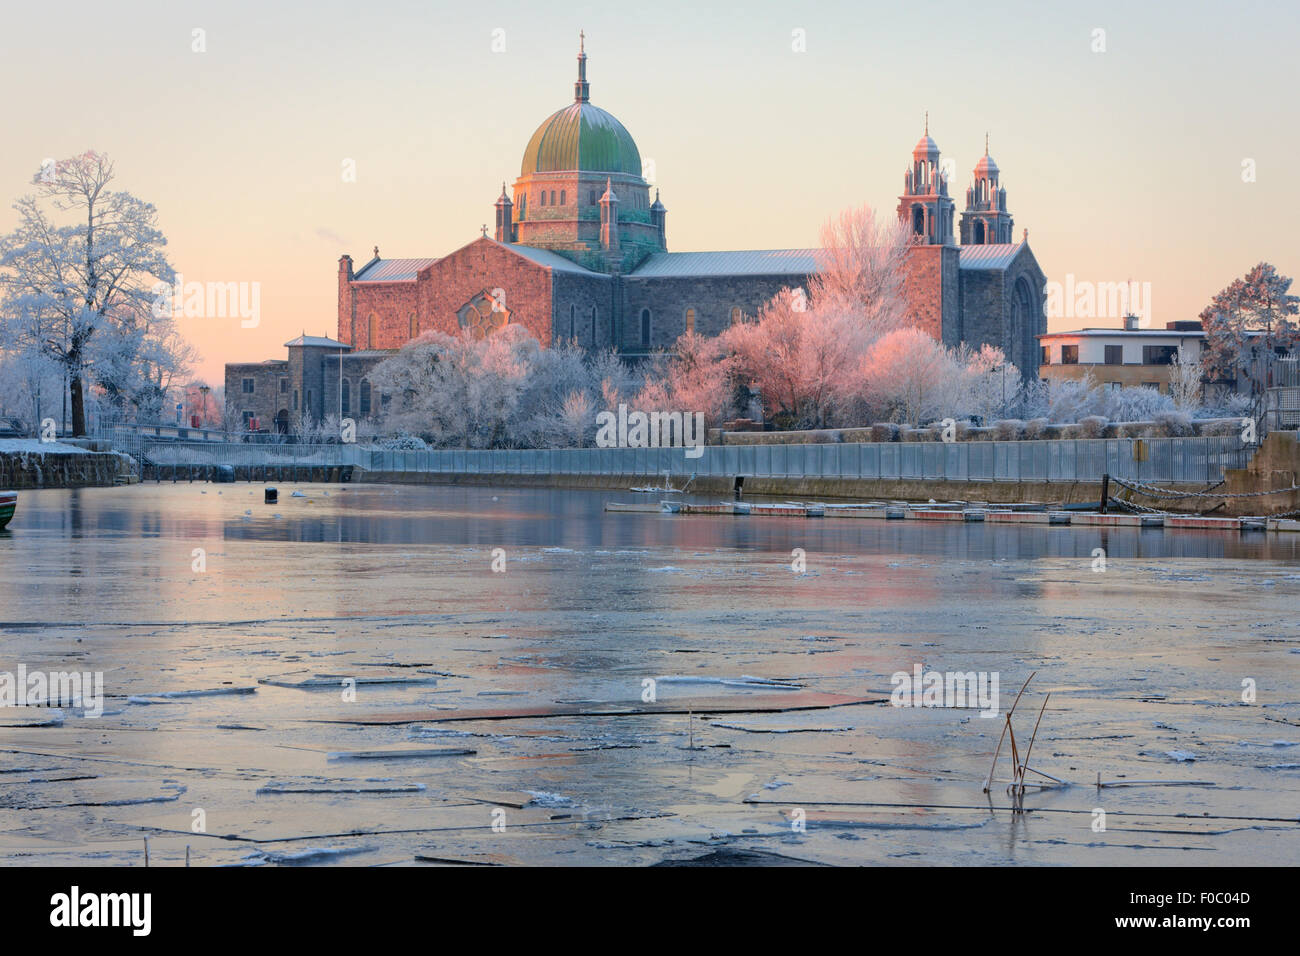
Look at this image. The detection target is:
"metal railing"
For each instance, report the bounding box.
[135,435,1252,485]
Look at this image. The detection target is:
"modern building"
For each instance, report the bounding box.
[227,38,1047,433]
[1037,317,1207,393]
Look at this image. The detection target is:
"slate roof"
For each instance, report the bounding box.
[284,334,349,349]
[957,242,1025,271]
[353,258,437,282]
[499,242,606,275]
[630,249,821,278]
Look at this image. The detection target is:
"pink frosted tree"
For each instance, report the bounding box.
[1199,262,1299,395]
[857,327,958,425]
[721,204,913,428]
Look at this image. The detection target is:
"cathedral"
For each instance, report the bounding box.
[227,38,1045,433]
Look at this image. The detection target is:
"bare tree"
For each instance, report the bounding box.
[1167,351,1202,412]
[0,152,175,435]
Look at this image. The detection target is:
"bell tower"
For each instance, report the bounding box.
[896,115,955,246]
[960,135,1014,245]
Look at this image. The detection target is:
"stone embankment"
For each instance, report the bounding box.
[0,439,138,489]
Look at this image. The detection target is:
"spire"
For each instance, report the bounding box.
[924,111,928,135]
[985,132,989,155]
[574,31,590,103]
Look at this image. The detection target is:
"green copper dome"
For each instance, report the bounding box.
[521,102,643,177]
[520,38,643,178]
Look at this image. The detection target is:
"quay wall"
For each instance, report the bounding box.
[0,442,138,489]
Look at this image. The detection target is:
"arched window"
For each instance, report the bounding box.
[341,378,351,416]
[589,189,596,205]
[366,313,377,349]
[730,307,743,325]
[409,313,417,339]
[559,190,566,206]
[640,309,651,347]
[684,308,695,334]
[974,221,985,244]
[539,191,546,206]
[359,380,371,417]
[569,303,576,340]
[590,306,597,344]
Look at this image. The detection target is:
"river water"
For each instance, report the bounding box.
[1,482,1297,866]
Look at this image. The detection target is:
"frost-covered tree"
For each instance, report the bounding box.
[1167,351,1203,412]
[370,325,536,448]
[631,331,737,427]
[721,203,913,428]
[858,327,957,425]
[1199,262,1299,395]
[0,151,178,434]
[1102,384,1174,422]
[953,343,1020,424]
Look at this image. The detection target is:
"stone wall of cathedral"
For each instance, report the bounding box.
[617,273,811,352]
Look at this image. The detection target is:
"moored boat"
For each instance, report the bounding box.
[0,491,16,530]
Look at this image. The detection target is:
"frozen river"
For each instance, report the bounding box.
[1,482,1298,866]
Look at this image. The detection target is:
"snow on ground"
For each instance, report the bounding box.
[0,439,98,455]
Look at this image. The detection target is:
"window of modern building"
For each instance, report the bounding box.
[1104,345,1123,365]
[640,309,651,347]
[341,379,350,416]
[1142,345,1178,366]
[1041,346,1050,365]
[360,380,371,416]
[685,308,695,334]
[1061,345,1079,365]
[242,378,254,394]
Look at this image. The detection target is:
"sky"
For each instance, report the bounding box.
[2,0,1297,385]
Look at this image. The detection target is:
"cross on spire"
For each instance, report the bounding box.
[575,31,590,102]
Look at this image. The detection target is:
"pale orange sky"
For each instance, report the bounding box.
[2,0,1296,385]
